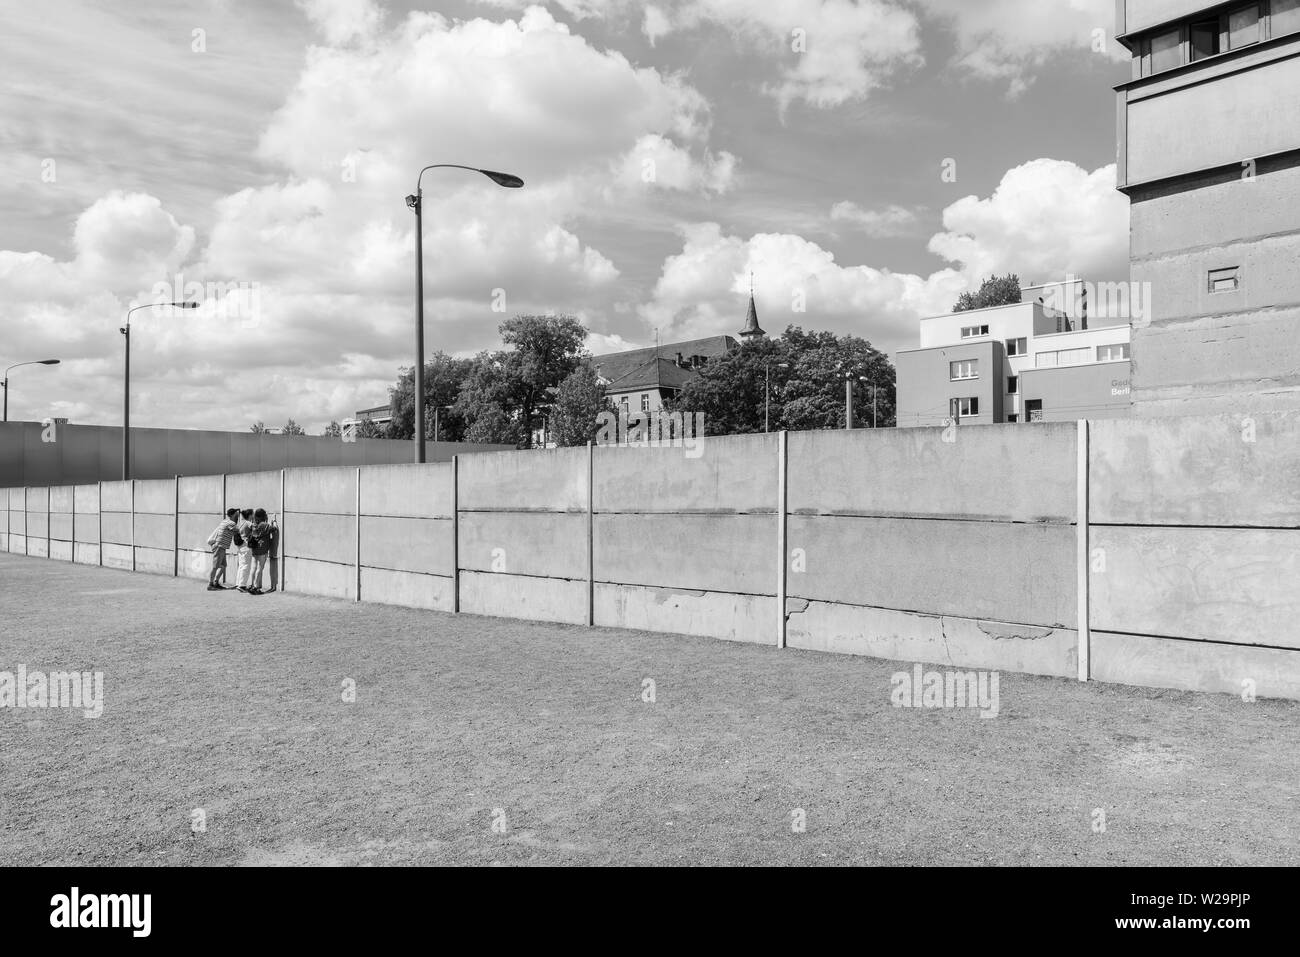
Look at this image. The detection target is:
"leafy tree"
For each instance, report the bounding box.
[354,418,385,439]
[667,326,896,434]
[953,274,1021,312]
[387,352,475,441]
[250,421,269,434]
[322,421,342,438]
[549,360,615,447]
[281,419,306,436]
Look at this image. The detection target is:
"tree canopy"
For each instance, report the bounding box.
[953,274,1021,312]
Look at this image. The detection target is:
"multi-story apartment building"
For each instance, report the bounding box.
[1116,0,1300,414]
[896,280,1133,427]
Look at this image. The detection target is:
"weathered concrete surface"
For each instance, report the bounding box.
[360,567,453,612]
[594,514,774,596]
[283,513,354,564]
[284,556,352,601]
[225,470,280,513]
[72,485,98,557]
[459,569,586,625]
[1091,412,1300,526]
[133,479,173,514]
[49,540,73,562]
[458,512,586,580]
[133,512,174,550]
[100,481,132,512]
[1090,526,1300,648]
[102,543,132,570]
[594,583,771,643]
[458,448,586,512]
[73,543,99,565]
[786,600,1077,678]
[49,512,72,543]
[360,463,452,519]
[360,516,452,576]
[788,426,1077,522]
[178,475,223,514]
[25,487,48,540]
[133,546,173,576]
[284,467,356,515]
[787,515,1075,628]
[27,538,48,559]
[1093,631,1300,700]
[100,512,131,547]
[593,434,776,513]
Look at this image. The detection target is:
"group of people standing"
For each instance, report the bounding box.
[205,507,276,594]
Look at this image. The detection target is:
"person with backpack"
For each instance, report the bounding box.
[234,508,255,593]
[247,508,275,595]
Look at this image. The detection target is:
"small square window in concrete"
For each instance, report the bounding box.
[1208,267,1240,294]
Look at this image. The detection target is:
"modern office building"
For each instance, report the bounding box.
[1116,0,1300,414]
[896,280,1133,427]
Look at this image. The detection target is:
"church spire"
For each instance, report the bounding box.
[739,271,766,340]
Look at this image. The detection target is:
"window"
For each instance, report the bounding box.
[619,396,629,412]
[1007,375,1019,395]
[1026,400,1044,423]
[1190,19,1219,59]
[1008,414,1019,423]
[640,393,650,411]
[1097,343,1131,362]
[1209,266,1240,293]
[960,324,989,339]
[949,397,979,419]
[1005,337,1027,356]
[1275,0,1300,37]
[1228,4,1261,48]
[1149,27,1182,73]
[1058,347,1091,366]
[950,359,979,380]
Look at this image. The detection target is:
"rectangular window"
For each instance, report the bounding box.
[1007,375,1019,395]
[949,397,979,418]
[619,396,629,411]
[1209,266,1240,293]
[1274,0,1300,37]
[1027,400,1044,423]
[1058,347,1091,366]
[950,359,979,380]
[1190,19,1220,59]
[1097,343,1131,362]
[1008,414,1019,423]
[960,324,989,339]
[1149,27,1182,73]
[1005,337,1027,356]
[1228,5,1261,48]
[640,393,650,411]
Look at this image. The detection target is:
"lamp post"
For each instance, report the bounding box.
[844,373,869,430]
[121,301,198,480]
[406,164,523,463]
[764,360,789,433]
[2,359,60,422]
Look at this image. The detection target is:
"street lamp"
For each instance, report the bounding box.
[844,373,869,430]
[121,301,199,479]
[764,360,789,433]
[407,164,523,463]
[2,359,60,422]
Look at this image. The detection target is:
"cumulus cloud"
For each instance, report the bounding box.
[927,158,1129,284]
[920,0,1125,97]
[296,0,385,46]
[639,159,1127,355]
[615,134,737,193]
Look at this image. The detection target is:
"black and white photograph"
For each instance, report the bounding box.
[0,0,1294,935]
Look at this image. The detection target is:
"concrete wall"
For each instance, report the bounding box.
[1089,412,1300,698]
[0,420,510,488]
[1118,0,1208,36]
[5,420,1299,700]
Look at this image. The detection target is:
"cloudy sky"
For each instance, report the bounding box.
[0,0,1130,432]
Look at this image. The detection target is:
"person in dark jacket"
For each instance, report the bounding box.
[247,508,275,595]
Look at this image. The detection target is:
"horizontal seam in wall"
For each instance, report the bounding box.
[282,557,354,568]
[593,510,777,517]
[1091,629,1297,654]
[1129,229,1300,262]
[1091,522,1300,531]
[359,513,452,521]
[457,508,586,514]
[460,568,586,583]
[786,595,1070,632]
[360,565,451,578]
[788,512,1075,526]
[593,580,775,600]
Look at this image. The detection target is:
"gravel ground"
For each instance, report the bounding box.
[1,551,1296,866]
